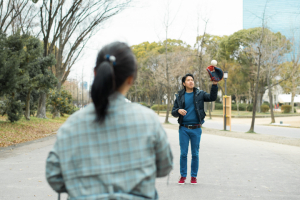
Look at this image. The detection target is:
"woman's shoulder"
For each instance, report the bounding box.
[58,104,95,131]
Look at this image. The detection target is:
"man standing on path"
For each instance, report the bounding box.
[172,73,218,184]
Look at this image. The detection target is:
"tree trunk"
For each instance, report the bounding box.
[236,96,240,115]
[157,93,160,115]
[165,89,170,123]
[53,74,62,119]
[164,32,170,124]
[36,92,48,119]
[52,105,59,119]
[256,93,261,113]
[259,86,265,112]
[53,74,62,118]
[291,76,296,113]
[134,84,137,102]
[249,50,262,132]
[217,83,224,96]
[147,94,150,106]
[267,75,275,123]
[24,90,32,120]
[291,92,295,113]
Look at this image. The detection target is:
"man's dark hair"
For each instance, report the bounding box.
[182,73,194,88]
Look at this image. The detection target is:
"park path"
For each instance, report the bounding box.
[159,116,300,139]
[0,127,300,199]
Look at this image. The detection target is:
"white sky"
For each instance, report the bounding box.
[69,0,243,84]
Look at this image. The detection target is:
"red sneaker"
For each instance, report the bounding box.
[191,177,197,184]
[178,177,186,184]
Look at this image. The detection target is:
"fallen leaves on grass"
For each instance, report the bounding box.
[0,113,69,147]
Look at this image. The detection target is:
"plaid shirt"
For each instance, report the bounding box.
[46,92,173,200]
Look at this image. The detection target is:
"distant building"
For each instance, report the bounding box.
[244,0,300,106]
[243,0,300,57]
[79,81,88,90]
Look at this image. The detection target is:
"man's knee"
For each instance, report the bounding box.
[191,150,199,157]
[180,153,188,158]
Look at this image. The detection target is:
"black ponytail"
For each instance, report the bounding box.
[91,61,115,123]
[91,42,137,124]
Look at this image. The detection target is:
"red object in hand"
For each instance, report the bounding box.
[206,65,224,82]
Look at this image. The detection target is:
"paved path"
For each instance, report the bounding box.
[1,128,300,200]
[157,128,300,200]
[159,117,300,139]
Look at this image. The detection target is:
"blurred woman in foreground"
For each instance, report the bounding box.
[46,42,173,200]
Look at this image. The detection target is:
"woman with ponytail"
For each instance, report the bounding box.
[46,42,173,200]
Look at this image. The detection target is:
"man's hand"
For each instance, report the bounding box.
[178,109,187,116]
[212,81,218,85]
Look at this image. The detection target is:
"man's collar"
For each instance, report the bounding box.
[178,87,199,95]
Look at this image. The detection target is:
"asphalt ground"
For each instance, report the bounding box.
[0,125,299,200]
[159,116,300,139]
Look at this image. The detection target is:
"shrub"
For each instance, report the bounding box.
[151,104,167,111]
[232,104,237,110]
[214,103,251,111]
[281,105,292,113]
[138,102,151,108]
[215,103,223,110]
[263,101,270,107]
[241,104,248,111]
[67,106,80,115]
[0,101,6,115]
[215,103,248,111]
[247,104,253,111]
[47,89,73,117]
[235,103,247,111]
[7,99,24,122]
[261,104,269,113]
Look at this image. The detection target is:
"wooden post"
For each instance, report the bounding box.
[223,96,232,131]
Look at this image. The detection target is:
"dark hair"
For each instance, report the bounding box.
[182,73,194,88]
[91,42,137,123]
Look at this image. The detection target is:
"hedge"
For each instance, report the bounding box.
[247,104,253,111]
[151,104,167,111]
[281,105,292,113]
[215,103,252,111]
[215,103,223,110]
[138,102,151,108]
[261,104,269,113]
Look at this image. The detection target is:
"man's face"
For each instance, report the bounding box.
[183,76,194,89]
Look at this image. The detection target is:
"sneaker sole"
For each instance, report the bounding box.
[190,183,197,185]
[178,183,185,185]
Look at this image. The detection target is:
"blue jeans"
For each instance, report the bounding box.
[179,126,202,177]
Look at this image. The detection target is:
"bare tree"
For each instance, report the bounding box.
[195,19,208,89]
[36,0,132,118]
[248,2,268,133]
[0,0,34,33]
[162,0,179,123]
[264,32,289,122]
[287,35,300,113]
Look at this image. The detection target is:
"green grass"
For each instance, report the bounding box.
[210,110,299,116]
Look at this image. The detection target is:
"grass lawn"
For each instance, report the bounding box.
[0,112,69,147]
[208,110,300,116]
